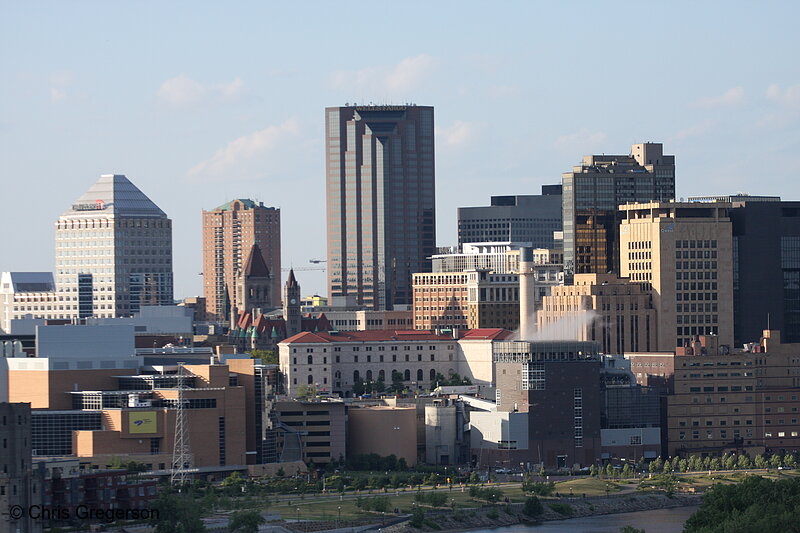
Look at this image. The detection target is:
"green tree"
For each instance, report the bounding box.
[724,454,736,470]
[754,454,767,469]
[649,457,663,474]
[228,511,265,533]
[770,453,783,469]
[249,349,277,365]
[522,496,544,517]
[688,455,701,471]
[621,463,633,479]
[151,491,206,533]
[738,454,752,470]
[662,458,672,474]
[296,384,318,400]
[468,472,480,484]
[522,480,555,496]
[785,454,797,469]
[352,378,366,396]
[709,457,721,471]
[370,496,391,513]
[619,527,646,533]
[677,459,688,473]
[409,507,425,528]
[589,464,598,477]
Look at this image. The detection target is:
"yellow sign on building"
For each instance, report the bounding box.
[128,411,157,434]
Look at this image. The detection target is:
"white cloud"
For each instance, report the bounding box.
[187,118,300,180]
[554,128,607,151]
[436,121,476,147]
[766,83,800,108]
[329,54,436,94]
[156,74,246,107]
[50,87,66,103]
[691,87,745,108]
[672,119,715,141]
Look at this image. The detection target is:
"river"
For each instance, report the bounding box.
[469,505,699,533]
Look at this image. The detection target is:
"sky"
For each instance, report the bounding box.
[2,1,799,299]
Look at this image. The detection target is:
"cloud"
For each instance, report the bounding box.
[187,118,300,180]
[672,119,715,141]
[691,87,745,108]
[436,121,476,147]
[49,71,74,104]
[554,128,607,151]
[156,74,246,107]
[766,83,800,108]
[329,54,436,94]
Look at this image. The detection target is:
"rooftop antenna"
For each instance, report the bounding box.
[170,362,192,487]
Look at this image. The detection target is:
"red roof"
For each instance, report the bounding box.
[460,328,513,340]
[280,329,456,344]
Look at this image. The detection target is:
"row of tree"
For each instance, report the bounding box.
[586,452,799,479]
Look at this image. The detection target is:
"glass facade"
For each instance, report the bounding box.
[782,236,800,342]
[32,411,103,456]
[326,106,435,310]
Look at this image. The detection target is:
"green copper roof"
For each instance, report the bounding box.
[212,198,268,211]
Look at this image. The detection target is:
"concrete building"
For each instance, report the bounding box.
[667,331,800,458]
[202,199,281,322]
[55,174,173,318]
[625,352,675,392]
[536,274,657,354]
[425,398,465,465]
[272,399,346,465]
[279,330,458,397]
[619,201,734,352]
[0,272,60,333]
[1,402,40,533]
[457,187,562,249]
[347,406,417,466]
[562,143,675,276]
[326,105,435,311]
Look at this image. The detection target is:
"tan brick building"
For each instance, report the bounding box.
[667,331,800,457]
[203,199,281,322]
[536,273,656,354]
[619,201,734,352]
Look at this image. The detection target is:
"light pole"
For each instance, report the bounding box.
[338,505,341,526]
[296,507,300,523]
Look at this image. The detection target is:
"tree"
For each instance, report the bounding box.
[352,378,366,396]
[589,464,598,477]
[619,527,647,533]
[249,349,277,365]
[151,491,206,533]
[677,459,688,473]
[409,507,425,528]
[754,454,767,469]
[522,496,544,517]
[296,384,318,400]
[738,454,752,470]
[785,454,797,469]
[724,454,736,470]
[662,458,672,474]
[770,453,783,469]
[605,463,615,478]
[522,480,555,496]
[649,457,663,474]
[228,511,265,533]
[621,463,633,479]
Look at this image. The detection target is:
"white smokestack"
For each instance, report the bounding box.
[518,248,537,340]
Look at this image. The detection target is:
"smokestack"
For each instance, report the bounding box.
[518,247,537,340]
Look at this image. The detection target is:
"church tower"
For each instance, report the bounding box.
[232,244,273,320]
[283,269,301,337]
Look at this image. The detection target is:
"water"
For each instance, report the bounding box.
[469,505,698,533]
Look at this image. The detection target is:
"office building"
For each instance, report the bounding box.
[619,201,734,352]
[0,272,59,333]
[562,143,675,276]
[272,399,346,465]
[202,199,281,322]
[536,273,657,354]
[1,402,39,533]
[722,199,800,344]
[347,405,417,466]
[667,331,800,457]
[55,174,173,318]
[457,187,562,248]
[326,105,436,310]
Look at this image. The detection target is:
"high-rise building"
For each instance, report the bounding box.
[202,199,281,322]
[55,174,173,318]
[0,402,39,533]
[619,201,734,352]
[562,143,675,276]
[326,105,436,310]
[457,186,563,249]
[691,197,800,345]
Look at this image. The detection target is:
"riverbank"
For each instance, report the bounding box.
[379,492,703,533]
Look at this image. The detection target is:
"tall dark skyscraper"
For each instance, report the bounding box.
[561,143,675,276]
[688,195,800,345]
[325,105,435,310]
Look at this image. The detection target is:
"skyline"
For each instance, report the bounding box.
[2,2,800,299]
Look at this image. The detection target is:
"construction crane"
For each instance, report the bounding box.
[309,259,327,264]
[281,266,325,272]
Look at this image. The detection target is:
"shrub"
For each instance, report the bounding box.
[548,503,574,516]
[522,480,556,496]
[486,508,499,519]
[523,496,544,517]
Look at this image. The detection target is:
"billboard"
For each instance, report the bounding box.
[128,411,157,434]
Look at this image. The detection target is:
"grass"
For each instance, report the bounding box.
[553,477,624,496]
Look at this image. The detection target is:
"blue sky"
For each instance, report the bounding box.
[2,1,799,298]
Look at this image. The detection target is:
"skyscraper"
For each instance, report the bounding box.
[562,143,675,276]
[55,174,173,318]
[619,201,734,351]
[202,199,281,322]
[326,105,436,310]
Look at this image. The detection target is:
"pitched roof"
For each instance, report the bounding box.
[460,328,514,340]
[242,244,270,278]
[61,174,167,218]
[286,268,298,287]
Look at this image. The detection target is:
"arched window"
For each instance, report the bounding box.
[354,370,360,381]
[378,370,385,381]
[417,369,423,381]
[366,370,373,381]
[307,375,313,384]
[307,355,313,364]
[334,370,341,379]
[404,369,411,381]
[430,369,436,381]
